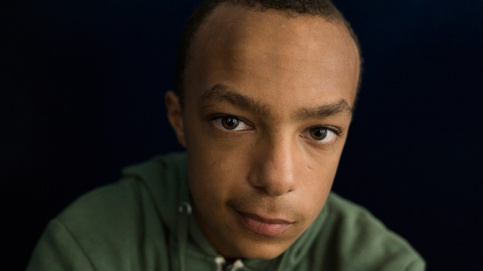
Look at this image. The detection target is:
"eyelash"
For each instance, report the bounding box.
[300,126,342,147]
[209,114,253,132]
[208,113,342,144]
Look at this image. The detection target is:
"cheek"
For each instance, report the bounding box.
[304,177,333,208]
[297,154,340,216]
[304,143,343,185]
[295,178,333,229]
[184,114,252,185]
[186,142,249,203]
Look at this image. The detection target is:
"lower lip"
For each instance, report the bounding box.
[238,212,292,236]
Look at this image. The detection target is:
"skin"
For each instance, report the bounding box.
[166,3,360,260]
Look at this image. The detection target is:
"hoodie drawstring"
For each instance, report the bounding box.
[231,259,244,271]
[177,202,192,271]
[215,257,225,271]
[215,256,244,271]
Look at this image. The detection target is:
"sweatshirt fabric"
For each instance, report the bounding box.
[27,152,425,271]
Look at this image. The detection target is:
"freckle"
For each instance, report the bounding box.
[307,164,313,171]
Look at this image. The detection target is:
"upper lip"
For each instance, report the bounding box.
[237,211,293,224]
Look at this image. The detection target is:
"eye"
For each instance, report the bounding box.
[213,116,251,131]
[302,127,338,143]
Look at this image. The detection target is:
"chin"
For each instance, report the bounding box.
[230,239,293,260]
[250,251,285,260]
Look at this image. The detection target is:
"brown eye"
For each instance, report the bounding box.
[221,117,239,130]
[310,127,328,140]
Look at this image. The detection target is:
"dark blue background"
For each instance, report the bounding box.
[2,0,482,269]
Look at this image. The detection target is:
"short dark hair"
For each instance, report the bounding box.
[175,0,362,106]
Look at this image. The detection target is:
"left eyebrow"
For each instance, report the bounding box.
[292,99,353,121]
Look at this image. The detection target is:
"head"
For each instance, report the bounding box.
[166,0,361,260]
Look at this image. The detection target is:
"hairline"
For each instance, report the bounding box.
[176,0,363,108]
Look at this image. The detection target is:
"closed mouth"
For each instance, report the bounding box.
[236,210,294,236]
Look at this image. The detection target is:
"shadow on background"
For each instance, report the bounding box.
[1,0,482,269]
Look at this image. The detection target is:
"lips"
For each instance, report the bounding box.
[237,211,293,236]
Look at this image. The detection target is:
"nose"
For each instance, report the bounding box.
[248,137,297,197]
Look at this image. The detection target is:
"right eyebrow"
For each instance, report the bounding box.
[198,83,272,118]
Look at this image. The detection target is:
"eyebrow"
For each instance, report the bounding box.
[198,83,352,120]
[199,84,272,118]
[293,99,353,121]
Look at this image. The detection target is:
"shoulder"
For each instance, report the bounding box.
[56,176,156,238]
[28,153,188,270]
[56,153,188,247]
[314,193,426,270]
[53,177,167,269]
[27,178,162,270]
[56,152,187,234]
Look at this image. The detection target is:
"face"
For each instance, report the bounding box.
[166,3,360,260]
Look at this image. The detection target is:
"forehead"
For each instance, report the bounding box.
[184,3,360,109]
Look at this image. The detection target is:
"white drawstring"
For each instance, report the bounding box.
[215,256,244,271]
[215,256,225,271]
[177,202,192,271]
[231,259,244,271]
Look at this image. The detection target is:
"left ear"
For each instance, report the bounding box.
[165,91,187,148]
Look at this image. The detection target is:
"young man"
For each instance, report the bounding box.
[27,0,425,270]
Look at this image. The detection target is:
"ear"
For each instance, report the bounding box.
[165,91,187,148]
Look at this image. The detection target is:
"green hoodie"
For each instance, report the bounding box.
[27,152,425,271]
